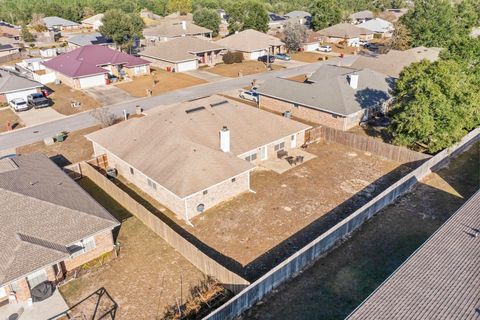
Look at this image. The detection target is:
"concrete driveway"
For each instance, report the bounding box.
[16,107,65,127]
[84,85,134,106]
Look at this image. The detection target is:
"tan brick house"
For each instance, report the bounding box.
[257,65,392,131]
[86,96,310,221]
[0,154,119,305]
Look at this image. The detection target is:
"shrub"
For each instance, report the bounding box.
[222,51,244,64]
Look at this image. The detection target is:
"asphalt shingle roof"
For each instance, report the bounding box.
[348,190,480,320]
[67,32,111,47]
[42,16,79,29]
[0,154,119,286]
[317,23,374,38]
[215,29,284,53]
[0,68,43,94]
[257,64,392,116]
[143,20,211,38]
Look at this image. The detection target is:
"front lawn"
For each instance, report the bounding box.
[205,61,284,78]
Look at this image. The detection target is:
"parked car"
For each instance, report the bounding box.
[275,53,291,61]
[317,45,332,52]
[9,98,30,112]
[359,40,369,47]
[365,43,379,51]
[258,55,275,63]
[239,90,259,103]
[27,93,50,109]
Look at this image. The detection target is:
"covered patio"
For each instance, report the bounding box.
[0,289,68,320]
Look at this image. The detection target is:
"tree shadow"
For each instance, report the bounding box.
[354,88,390,110]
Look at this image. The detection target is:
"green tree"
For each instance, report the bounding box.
[21,24,35,43]
[389,60,480,153]
[309,0,342,31]
[167,0,192,14]
[193,8,220,36]
[99,9,145,52]
[401,0,457,47]
[226,0,268,33]
[388,21,412,51]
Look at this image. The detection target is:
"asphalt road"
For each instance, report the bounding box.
[0,61,327,151]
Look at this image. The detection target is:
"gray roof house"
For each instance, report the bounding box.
[41,16,80,30]
[349,10,374,23]
[0,68,43,102]
[257,64,392,130]
[0,154,119,305]
[348,190,480,320]
[66,32,113,49]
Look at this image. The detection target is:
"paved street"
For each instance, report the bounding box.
[0,60,329,151]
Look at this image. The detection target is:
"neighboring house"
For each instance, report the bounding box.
[378,8,409,23]
[0,44,19,58]
[139,36,225,72]
[66,32,114,50]
[15,58,57,85]
[32,31,57,45]
[0,21,20,39]
[268,12,287,31]
[215,29,285,60]
[42,45,150,89]
[41,16,80,31]
[81,14,104,31]
[0,68,43,103]
[349,46,441,77]
[348,191,480,320]
[0,154,119,305]
[274,30,321,52]
[317,23,374,46]
[86,95,310,221]
[358,18,394,38]
[284,11,311,27]
[143,20,212,44]
[349,10,374,24]
[257,65,392,131]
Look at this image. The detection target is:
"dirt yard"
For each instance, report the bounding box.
[16,125,99,165]
[116,69,206,97]
[0,108,24,132]
[206,61,285,78]
[117,141,411,280]
[47,83,100,115]
[290,52,330,63]
[60,178,207,320]
[245,141,480,320]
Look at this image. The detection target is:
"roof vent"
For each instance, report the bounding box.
[185,106,206,114]
[210,100,228,108]
[348,73,359,89]
[219,126,230,152]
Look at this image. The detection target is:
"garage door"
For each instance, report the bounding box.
[5,88,39,102]
[176,60,198,72]
[79,74,107,89]
[304,43,319,52]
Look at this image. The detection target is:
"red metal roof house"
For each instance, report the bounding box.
[42,45,150,89]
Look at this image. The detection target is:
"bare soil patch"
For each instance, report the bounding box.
[116,69,206,97]
[0,108,24,132]
[60,178,207,320]
[16,125,100,165]
[47,83,100,115]
[290,52,329,63]
[206,61,284,78]
[245,142,479,320]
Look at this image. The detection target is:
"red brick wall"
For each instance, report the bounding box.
[62,230,114,271]
[12,278,31,302]
[259,95,347,130]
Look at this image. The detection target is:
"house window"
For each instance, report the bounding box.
[68,236,96,258]
[27,269,48,289]
[231,177,236,183]
[244,152,257,162]
[130,167,134,175]
[203,190,208,195]
[147,178,157,190]
[274,141,285,152]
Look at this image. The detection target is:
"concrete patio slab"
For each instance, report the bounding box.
[85,85,134,106]
[259,149,317,174]
[0,289,68,320]
[16,107,65,127]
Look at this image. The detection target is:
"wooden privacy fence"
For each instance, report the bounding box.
[71,162,250,294]
[309,126,431,164]
[204,127,480,320]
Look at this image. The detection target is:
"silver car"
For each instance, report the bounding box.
[9,98,30,112]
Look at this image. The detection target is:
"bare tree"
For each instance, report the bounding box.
[90,108,118,128]
[283,21,307,52]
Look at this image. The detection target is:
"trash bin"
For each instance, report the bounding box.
[56,133,66,142]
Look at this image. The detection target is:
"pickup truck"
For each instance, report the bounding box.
[27,93,50,109]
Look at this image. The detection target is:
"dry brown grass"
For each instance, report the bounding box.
[290,51,329,63]
[116,69,206,97]
[47,83,100,115]
[16,125,100,164]
[206,61,284,78]
[0,108,24,132]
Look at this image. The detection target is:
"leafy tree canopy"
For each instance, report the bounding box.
[283,22,307,51]
[309,0,342,31]
[99,9,145,51]
[193,8,220,36]
[226,0,268,33]
[167,0,192,15]
[389,60,480,153]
